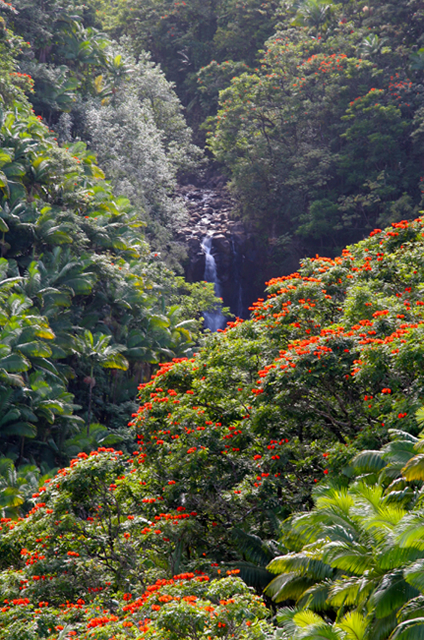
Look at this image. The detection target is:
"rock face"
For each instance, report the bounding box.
[176,176,260,319]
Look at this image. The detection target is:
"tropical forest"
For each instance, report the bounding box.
[1,0,424,638]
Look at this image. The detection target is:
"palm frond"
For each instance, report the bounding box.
[404,560,424,592]
[388,430,418,444]
[328,576,375,608]
[297,581,332,611]
[267,553,333,580]
[230,561,274,590]
[322,541,374,575]
[352,450,386,473]
[265,572,316,603]
[337,611,369,640]
[384,440,416,467]
[389,618,424,640]
[364,505,407,531]
[402,455,424,482]
[369,571,419,619]
[370,611,398,640]
[231,527,276,566]
[378,543,423,571]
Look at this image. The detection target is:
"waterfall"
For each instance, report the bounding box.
[177,179,256,320]
[201,236,226,331]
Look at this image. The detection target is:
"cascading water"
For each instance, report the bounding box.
[177,179,258,320]
[201,235,226,331]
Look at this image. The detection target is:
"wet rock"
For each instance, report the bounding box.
[175,177,260,318]
[212,234,231,255]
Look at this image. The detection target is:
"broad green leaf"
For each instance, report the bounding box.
[0,171,8,188]
[0,408,20,426]
[402,455,424,482]
[0,152,12,166]
[34,326,56,340]
[0,353,30,372]
[18,341,53,358]
[0,422,37,437]
[101,354,129,371]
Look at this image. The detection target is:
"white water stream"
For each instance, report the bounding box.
[201,236,226,331]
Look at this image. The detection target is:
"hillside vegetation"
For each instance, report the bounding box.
[89,0,424,276]
[0,0,219,511]
[1,0,424,638]
[2,218,424,637]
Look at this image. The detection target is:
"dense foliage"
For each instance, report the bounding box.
[208,0,424,275]
[268,424,424,640]
[0,4,221,515]
[85,0,424,279]
[100,0,280,130]
[3,0,203,263]
[130,216,424,565]
[3,0,424,637]
[2,217,424,637]
[0,445,274,639]
[7,0,424,279]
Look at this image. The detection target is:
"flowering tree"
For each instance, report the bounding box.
[206,0,424,272]
[2,217,424,636]
[0,447,274,639]
[130,216,424,580]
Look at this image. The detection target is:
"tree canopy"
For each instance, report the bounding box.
[2,0,424,638]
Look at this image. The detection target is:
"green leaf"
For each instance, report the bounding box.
[370,572,419,619]
[352,450,386,473]
[402,455,424,482]
[0,353,30,372]
[18,341,53,358]
[390,618,424,640]
[101,354,129,371]
[0,422,37,437]
[0,171,8,189]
